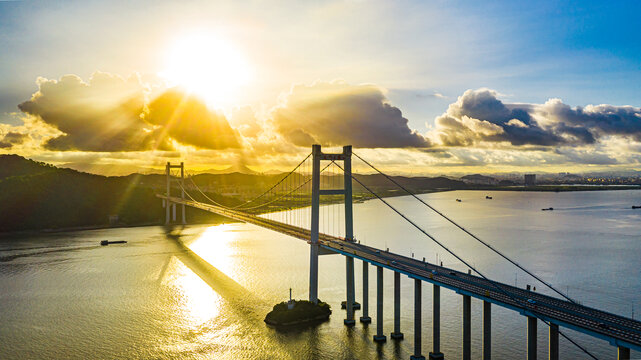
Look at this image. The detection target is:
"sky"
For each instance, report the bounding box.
[1,0,640,175]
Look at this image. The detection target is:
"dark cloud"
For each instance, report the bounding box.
[541,99,641,141]
[18,72,170,151]
[271,81,430,148]
[436,89,565,146]
[0,131,28,149]
[145,89,240,150]
[433,89,641,148]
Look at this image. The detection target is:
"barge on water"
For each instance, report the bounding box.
[100,240,127,246]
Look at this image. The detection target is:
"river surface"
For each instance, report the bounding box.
[1,190,640,359]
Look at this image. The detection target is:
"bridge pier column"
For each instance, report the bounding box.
[180,162,186,225]
[172,203,176,222]
[527,316,537,360]
[308,145,321,304]
[391,271,404,339]
[549,323,559,360]
[463,294,471,360]
[360,260,371,323]
[483,300,491,360]
[618,346,630,360]
[373,265,386,342]
[343,145,356,326]
[410,278,425,360]
[309,244,319,303]
[165,162,171,224]
[429,284,444,360]
[345,256,355,326]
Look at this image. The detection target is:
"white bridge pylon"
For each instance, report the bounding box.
[308,145,356,325]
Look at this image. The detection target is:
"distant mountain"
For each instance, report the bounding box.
[59,162,163,176]
[461,174,499,185]
[192,163,259,175]
[353,174,467,191]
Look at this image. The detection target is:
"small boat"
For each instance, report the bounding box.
[632,206,641,209]
[100,240,128,246]
[456,199,462,202]
[485,196,493,199]
[541,207,554,211]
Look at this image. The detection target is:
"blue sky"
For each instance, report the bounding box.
[0,0,640,173]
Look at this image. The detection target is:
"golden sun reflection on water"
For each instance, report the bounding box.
[188,224,238,276]
[168,258,222,326]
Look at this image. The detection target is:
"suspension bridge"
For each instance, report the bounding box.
[158,145,640,360]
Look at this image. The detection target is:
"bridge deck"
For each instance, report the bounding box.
[160,195,641,352]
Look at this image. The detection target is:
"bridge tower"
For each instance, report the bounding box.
[309,145,356,325]
[165,162,186,225]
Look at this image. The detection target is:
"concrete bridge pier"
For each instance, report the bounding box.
[373,265,387,342]
[429,284,444,360]
[463,295,471,360]
[391,271,404,339]
[549,323,559,360]
[165,162,171,224]
[308,145,321,304]
[360,261,371,323]
[180,162,186,225]
[343,144,356,326]
[527,316,537,360]
[309,243,319,304]
[344,256,356,326]
[483,300,491,360]
[618,346,630,360]
[410,278,425,360]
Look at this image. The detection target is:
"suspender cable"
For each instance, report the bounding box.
[233,152,312,210]
[353,152,576,305]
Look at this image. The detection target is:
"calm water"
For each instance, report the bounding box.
[1,190,640,359]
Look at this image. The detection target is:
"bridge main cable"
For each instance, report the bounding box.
[184,158,331,213]
[230,152,312,210]
[353,151,576,305]
[228,162,333,211]
[334,160,599,360]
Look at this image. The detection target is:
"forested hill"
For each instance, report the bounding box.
[0,154,57,179]
[0,156,164,232]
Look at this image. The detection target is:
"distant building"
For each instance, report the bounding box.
[108,215,119,225]
[524,174,536,187]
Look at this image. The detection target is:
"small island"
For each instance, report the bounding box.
[264,297,331,327]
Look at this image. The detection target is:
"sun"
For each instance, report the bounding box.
[160,32,251,107]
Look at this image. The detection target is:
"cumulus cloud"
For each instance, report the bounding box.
[230,106,263,139]
[432,88,641,149]
[539,99,641,141]
[270,81,430,148]
[17,72,243,152]
[145,89,240,150]
[434,89,566,146]
[18,72,171,152]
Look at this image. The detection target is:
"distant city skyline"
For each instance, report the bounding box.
[1,0,640,175]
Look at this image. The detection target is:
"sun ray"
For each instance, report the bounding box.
[159,32,251,108]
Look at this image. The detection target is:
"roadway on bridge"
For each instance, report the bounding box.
[160,195,641,352]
